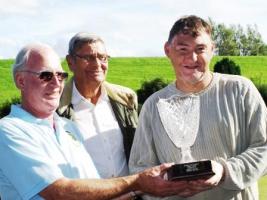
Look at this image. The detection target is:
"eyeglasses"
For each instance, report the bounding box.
[74,53,110,63]
[19,70,68,82]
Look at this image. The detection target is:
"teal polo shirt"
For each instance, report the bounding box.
[0,105,99,200]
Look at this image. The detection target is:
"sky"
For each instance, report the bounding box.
[1,0,267,58]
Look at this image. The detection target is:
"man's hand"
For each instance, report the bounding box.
[178,160,224,197]
[135,163,188,197]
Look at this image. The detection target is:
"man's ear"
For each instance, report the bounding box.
[164,42,171,58]
[15,72,25,90]
[66,55,74,72]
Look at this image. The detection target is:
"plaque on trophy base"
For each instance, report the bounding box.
[166,160,215,181]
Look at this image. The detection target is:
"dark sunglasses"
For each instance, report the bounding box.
[19,70,68,82]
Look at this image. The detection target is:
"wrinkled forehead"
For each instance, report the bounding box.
[76,41,107,54]
[26,48,63,71]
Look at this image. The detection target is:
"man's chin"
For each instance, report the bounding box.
[183,74,203,85]
[44,99,59,110]
[86,76,105,85]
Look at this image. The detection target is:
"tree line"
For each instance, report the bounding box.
[209,18,267,56]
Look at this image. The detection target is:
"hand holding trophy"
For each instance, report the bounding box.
[157,95,214,181]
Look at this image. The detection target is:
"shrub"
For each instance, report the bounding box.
[255,84,267,106]
[0,97,21,118]
[137,78,168,105]
[213,58,241,75]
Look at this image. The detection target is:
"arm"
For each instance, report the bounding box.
[39,176,137,200]
[129,100,161,174]
[186,77,267,194]
[219,79,267,190]
[40,163,189,200]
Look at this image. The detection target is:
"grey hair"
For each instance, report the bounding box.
[68,32,105,55]
[12,45,32,81]
[12,43,56,81]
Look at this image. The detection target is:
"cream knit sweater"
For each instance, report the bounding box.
[129,73,267,200]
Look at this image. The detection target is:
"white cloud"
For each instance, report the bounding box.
[0,0,41,15]
[0,38,21,58]
[0,0,267,58]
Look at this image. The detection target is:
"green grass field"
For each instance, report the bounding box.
[0,56,267,199]
[259,176,267,200]
[1,56,267,105]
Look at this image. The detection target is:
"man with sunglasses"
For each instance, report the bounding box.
[0,43,189,199]
[57,33,138,179]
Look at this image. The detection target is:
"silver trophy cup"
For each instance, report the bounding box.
[157,94,214,180]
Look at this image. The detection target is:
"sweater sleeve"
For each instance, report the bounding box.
[128,99,160,174]
[219,78,267,190]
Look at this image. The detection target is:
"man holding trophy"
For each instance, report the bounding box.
[129,15,267,200]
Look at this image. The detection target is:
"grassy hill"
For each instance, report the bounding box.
[108,56,267,90]
[259,177,267,200]
[1,56,267,105]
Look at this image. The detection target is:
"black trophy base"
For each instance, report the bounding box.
[166,160,215,181]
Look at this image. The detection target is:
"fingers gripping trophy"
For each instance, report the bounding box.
[157,95,214,181]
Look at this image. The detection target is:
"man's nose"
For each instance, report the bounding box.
[187,51,198,62]
[50,74,62,86]
[88,57,102,67]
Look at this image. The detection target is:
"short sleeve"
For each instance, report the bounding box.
[0,121,64,200]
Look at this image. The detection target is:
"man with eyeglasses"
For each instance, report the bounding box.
[0,43,189,199]
[57,33,138,184]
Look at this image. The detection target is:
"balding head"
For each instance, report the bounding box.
[13,43,65,119]
[13,43,61,81]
